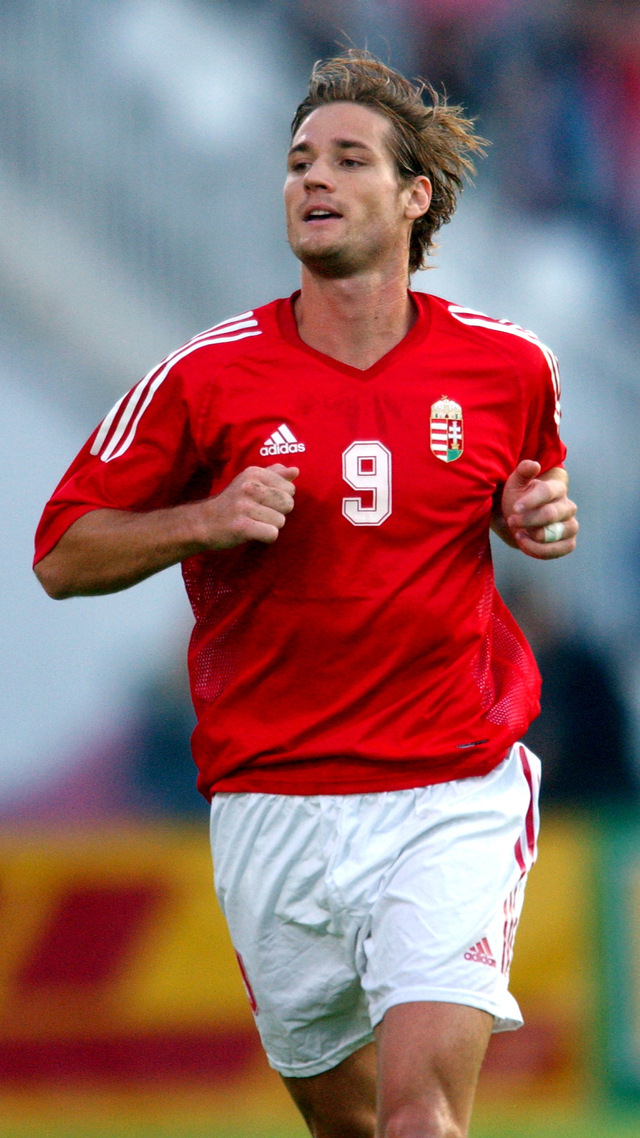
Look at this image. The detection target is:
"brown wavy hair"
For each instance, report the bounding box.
[291,51,487,274]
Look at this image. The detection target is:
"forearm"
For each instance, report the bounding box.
[34,503,211,599]
[34,463,299,600]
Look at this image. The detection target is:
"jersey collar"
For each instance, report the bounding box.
[277,290,432,379]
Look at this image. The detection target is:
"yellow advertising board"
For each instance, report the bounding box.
[0,815,601,1133]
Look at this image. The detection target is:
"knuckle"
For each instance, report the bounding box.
[230,518,250,540]
[244,481,268,504]
[237,496,254,517]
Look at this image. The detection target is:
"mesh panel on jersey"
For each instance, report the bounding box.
[472,560,495,712]
[475,550,494,623]
[183,566,242,705]
[473,632,493,712]
[484,609,535,731]
[191,629,241,704]
[472,570,537,735]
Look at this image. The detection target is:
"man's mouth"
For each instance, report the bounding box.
[304,208,342,222]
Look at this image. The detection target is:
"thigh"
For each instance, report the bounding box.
[376,1001,493,1138]
[281,1003,492,1138]
[282,1042,377,1138]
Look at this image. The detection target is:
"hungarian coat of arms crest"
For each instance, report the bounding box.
[430,397,464,463]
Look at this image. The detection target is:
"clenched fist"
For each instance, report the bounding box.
[497,460,578,560]
[194,464,299,549]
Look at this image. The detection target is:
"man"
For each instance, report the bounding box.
[35,52,577,1138]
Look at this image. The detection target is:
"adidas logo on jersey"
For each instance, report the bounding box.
[464,937,496,968]
[260,424,306,456]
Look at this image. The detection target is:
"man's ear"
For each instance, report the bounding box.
[405,176,432,220]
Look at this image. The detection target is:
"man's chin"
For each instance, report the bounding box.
[292,242,364,279]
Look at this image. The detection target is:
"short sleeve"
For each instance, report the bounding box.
[34,365,204,565]
[518,344,567,472]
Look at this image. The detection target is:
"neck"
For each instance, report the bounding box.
[294,263,415,370]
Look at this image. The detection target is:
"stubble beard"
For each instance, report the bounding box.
[287,228,370,279]
[287,214,405,281]
[294,244,366,279]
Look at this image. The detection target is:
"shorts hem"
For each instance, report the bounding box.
[264,1030,376,1079]
[369,987,524,1034]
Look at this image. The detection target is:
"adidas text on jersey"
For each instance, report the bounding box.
[260,423,306,456]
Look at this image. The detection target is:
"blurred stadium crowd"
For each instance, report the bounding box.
[2,0,640,820]
[412,0,640,302]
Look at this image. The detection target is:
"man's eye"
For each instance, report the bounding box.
[341,158,363,168]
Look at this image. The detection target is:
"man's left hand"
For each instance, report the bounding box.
[495,459,578,560]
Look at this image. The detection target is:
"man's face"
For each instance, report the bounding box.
[284,102,421,278]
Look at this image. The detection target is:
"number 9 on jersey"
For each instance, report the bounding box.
[342,441,392,526]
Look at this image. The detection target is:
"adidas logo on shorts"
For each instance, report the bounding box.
[464,937,496,968]
[260,424,306,456]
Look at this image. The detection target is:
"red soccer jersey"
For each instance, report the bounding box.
[35,292,566,798]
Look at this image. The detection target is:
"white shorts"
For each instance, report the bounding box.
[209,743,540,1079]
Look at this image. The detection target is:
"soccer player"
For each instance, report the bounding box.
[34,53,577,1138]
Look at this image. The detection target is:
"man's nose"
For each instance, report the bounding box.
[303,158,335,191]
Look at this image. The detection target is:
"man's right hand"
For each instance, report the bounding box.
[34,464,299,599]
[195,464,298,549]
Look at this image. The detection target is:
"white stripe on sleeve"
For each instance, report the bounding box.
[101,328,261,463]
[90,314,262,463]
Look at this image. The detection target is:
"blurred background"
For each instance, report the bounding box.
[2,0,640,1135]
